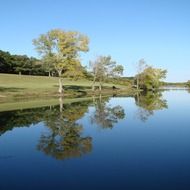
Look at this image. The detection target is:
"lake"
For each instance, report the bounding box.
[0,90,190,190]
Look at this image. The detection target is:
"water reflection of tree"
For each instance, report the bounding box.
[91,95,125,129]
[0,107,47,136]
[37,100,92,160]
[135,91,168,122]
[0,100,93,160]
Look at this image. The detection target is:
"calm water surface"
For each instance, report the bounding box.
[0,90,190,190]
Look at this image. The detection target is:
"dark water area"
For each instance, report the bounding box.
[0,90,190,190]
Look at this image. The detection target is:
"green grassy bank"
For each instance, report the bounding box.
[0,73,134,102]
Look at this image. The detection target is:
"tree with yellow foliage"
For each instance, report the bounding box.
[33,29,89,94]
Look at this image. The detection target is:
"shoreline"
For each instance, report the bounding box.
[0,89,137,112]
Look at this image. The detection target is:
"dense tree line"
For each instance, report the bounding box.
[0,49,89,78]
[0,50,46,75]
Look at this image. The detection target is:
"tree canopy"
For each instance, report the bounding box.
[135,59,167,91]
[90,55,124,91]
[0,50,44,75]
[33,29,89,94]
[186,80,190,87]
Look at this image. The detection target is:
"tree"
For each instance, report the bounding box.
[0,50,45,75]
[33,29,89,94]
[62,59,85,80]
[41,55,55,77]
[186,80,190,88]
[90,56,123,91]
[112,65,124,77]
[135,59,148,90]
[135,59,167,91]
[0,50,12,73]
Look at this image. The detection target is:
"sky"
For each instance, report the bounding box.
[0,0,190,82]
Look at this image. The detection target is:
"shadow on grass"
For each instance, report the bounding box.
[54,84,115,90]
[0,87,26,92]
[63,85,89,97]
[64,85,91,90]
[63,85,114,90]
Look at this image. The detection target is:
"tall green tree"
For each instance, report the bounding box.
[90,56,123,91]
[136,59,148,90]
[135,59,167,91]
[0,50,44,75]
[186,80,190,88]
[33,29,89,94]
[0,50,12,73]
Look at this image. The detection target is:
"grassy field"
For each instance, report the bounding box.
[0,73,132,101]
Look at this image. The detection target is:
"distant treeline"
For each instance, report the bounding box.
[0,49,133,86]
[0,50,89,77]
[162,82,188,87]
[0,50,45,75]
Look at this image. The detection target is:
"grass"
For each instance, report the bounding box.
[0,73,133,102]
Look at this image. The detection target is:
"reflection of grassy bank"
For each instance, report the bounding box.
[0,96,101,112]
[0,98,59,112]
[0,73,134,101]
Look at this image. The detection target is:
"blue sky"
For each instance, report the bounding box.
[0,0,190,82]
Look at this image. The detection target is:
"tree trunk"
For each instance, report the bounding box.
[92,76,96,91]
[99,81,102,91]
[48,71,51,77]
[99,93,102,103]
[58,70,63,95]
[92,95,95,104]
[137,76,139,90]
[136,92,140,104]
[59,97,63,113]
[58,77,63,94]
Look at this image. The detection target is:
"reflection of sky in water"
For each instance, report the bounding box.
[0,90,190,190]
